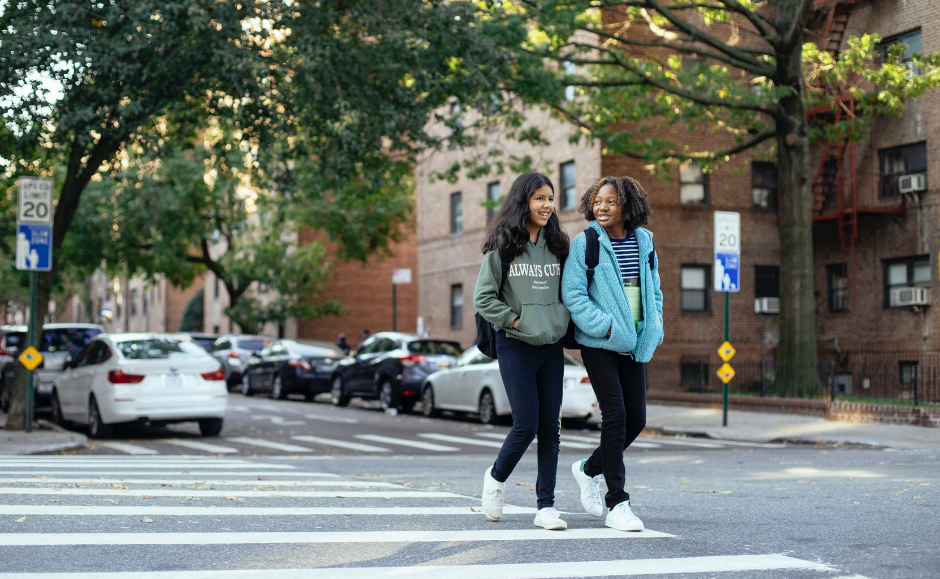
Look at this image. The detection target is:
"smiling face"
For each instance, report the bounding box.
[593,183,625,236]
[526,184,555,230]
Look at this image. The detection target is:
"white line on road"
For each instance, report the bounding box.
[224,437,314,453]
[304,414,359,424]
[291,435,389,453]
[355,434,458,452]
[0,488,460,499]
[563,434,661,448]
[0,554,834,578]
[0,470,332,477]
[473,432,595,450]
[0,505,536,516]
[0,462,284,469]
[417,433,504,449]
[0,528,673,546]
[643,437,725,448]
[153,440,240,454]
[96,442,159,455]
[0,478,400,488]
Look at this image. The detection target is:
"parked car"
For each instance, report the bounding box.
[177,332,220,352]
[208,334,271,389]
[241,339,347,399]
[0,325,27,412]
[0,323,104,412]
[420,346,601,426]
[51,333,227,438]
[329,332,461,412]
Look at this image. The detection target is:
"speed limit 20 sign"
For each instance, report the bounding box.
[17,177,54,224]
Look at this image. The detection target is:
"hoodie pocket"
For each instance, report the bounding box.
[512,301,570,345]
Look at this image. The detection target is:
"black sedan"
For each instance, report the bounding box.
[241,340,347,400]
[328,332,461,412]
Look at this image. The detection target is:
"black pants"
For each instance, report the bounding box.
[580,346,647,509]
[491,331,564,509]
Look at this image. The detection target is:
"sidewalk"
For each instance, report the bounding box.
[2,405,940,455]
[0,411,88,455]
[645,403,940,451]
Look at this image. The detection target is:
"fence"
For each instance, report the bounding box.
[647,353,940,407]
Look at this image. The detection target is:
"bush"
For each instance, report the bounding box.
[179,289,204,332]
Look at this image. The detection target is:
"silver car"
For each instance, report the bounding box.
[208,334,271,389]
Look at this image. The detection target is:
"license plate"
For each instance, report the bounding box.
[436,362,450,370]
[164,374,182,388]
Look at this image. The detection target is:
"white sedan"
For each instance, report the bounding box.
[420,346,600,426]
[51,333,228,438]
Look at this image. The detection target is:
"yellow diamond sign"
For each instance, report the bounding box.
[717,341,736,362]
[18,346,43,371]
[717,363,735,384]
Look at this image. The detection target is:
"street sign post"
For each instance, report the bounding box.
[714,212,741,427]
[391,269,412,332]
[16,176,55,433]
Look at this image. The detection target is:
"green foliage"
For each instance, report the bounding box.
[179,289,205,333]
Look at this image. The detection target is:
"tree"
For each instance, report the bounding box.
[483,0,940,395]
[179,290,205,333]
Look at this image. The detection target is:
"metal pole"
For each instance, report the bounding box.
[723,292,729,427]
[392,283,397,332]
[760,360,766,397]
[24,271,37,433]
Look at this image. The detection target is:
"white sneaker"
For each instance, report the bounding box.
[605,501,644,532]
[533,507,567,530]
[571,459,605,517]
[482,466,505,521]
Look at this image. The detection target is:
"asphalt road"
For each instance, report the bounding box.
[2,393,936,578]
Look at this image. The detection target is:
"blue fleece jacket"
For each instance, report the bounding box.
[562,221,664,363]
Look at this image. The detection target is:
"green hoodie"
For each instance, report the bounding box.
[472,230,570,347]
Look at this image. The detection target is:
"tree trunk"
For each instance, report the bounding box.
[4,271,53,430]
[774,9,821,397]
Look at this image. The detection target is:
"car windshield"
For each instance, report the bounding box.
[40,328,102,354]
[408,340,462,357]
[117,338,209,360]
[292,342,345,358]
[191,337,217,351]
[236,339,266,351]
[4,333,24,350]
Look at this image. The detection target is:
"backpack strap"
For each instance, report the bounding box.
[497,251,513,300]
[648,241,656,271]
[584,228,600,286]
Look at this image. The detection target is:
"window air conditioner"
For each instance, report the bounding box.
[890,286,930,307]
[898,173,926,194]
[754,297,780,314]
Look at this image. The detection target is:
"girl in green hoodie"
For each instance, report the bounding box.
[472,172,571,531]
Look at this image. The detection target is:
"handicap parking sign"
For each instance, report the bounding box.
[15,223,52,272]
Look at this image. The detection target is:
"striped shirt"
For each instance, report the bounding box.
[609,233,640,281]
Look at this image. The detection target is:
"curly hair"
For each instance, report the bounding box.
[481,172,570,260]
[577,175,652,234]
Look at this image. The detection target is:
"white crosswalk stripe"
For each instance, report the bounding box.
[224,437,315,453]
[153,439,240,453]
[291,435,390,452]
[0,456,854,578]
[474,432,596,450]
[355,434,459,452]
[96,442,160,455]
[418,433,505,448]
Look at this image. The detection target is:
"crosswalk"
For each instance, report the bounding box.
[0,455,862,578]
[82,431,785,456]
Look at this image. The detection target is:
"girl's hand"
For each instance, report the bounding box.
[512,318,520,329]
[607,325,612,337]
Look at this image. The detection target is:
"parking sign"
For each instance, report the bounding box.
[714,211,740,292]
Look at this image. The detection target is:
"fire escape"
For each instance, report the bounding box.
[805,0,905,312]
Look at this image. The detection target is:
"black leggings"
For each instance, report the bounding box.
[579,346,647,509]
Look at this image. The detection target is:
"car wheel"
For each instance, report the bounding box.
[271,375,286,400]
[241,374,254,397]
[479,389,497,425]
[330,376,350,407]
[51,390,64,426]
[378,380,397,411]
[421,385,439,418]
[198,418,224,437]
[88,396,112,439]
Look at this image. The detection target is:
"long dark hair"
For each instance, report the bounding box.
[481,172,569,259]
[577,175,652,235]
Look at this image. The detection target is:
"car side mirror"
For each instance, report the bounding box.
[62,354,74,370]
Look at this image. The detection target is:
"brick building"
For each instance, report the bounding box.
[415,0,940,402]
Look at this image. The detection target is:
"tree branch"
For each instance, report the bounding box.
[715,0,778,44]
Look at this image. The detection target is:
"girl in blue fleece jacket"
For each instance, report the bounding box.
[562,176,663,532]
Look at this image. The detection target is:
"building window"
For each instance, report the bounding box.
[130,289,138,316]
[828,264,846,313]
[214,275,220,299]
[884,255,930,308]
[680,361,709,391]
[899,361,918,386]
[487,181,501,224]
[679,161,708,206]
[880,142,927,198]
[143,292,148,315]
[450,192,462,234]
[754,266,780,299]
[562,60,577,101]
[878,29,922,63]
[681,265,710,312]
[752,162,777,211]
[560,161,577,210]
[450,284,463,330]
